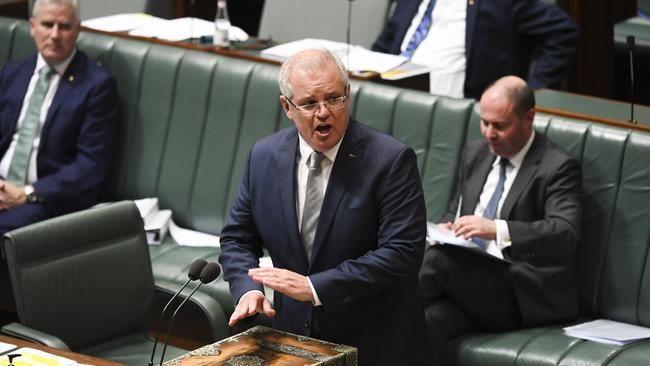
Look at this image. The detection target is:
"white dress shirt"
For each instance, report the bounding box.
[471,131,536,252]
[400,0,467,98]
[0,50,76,183]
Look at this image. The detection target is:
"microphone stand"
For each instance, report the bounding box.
[158,282,204,366]
[147,279,193,366]
[627,35,636,124]
[346,0,354,71]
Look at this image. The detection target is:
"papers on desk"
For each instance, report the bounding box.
[169,220,220,247]
[564,319,650,346]
[83,14,248,42]
[129,17,248,42]
[260,38,408,74]
[426,222,505,260]
[0,348,76,366]
[81,13,164,32]
[0,342,16,355]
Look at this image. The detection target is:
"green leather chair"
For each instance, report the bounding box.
[0,201,188,366]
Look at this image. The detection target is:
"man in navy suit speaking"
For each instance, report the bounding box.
[219,49,434,365]
[0,0,118,234]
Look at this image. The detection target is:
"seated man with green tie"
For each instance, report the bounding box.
[0,0,118,235]
[418,76,583,364]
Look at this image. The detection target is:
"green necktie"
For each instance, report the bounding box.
[6,65,54,185]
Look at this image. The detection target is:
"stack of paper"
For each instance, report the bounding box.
[261,38,407,74]
[563,319,650,345]
[83,14,248,42]
[81,13,165,32]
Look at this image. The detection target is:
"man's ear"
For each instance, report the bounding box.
[525,109,535,125]
[29,18,36,38]
[279,95,292,119]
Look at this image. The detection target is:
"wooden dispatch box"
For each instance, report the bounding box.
[165,325,357,366]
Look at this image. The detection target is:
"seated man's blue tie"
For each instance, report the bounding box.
[473,158,509,250]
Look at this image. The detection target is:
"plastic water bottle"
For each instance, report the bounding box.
[213,0,230,47]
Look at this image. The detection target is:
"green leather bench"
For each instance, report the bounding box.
[3,15,650,364]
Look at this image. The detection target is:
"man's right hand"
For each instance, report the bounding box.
[228,290,276,326]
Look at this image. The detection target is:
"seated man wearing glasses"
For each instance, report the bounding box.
[219,49,434,366]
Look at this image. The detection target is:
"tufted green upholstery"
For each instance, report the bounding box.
[1,201,187,365]
[3,15,650,364]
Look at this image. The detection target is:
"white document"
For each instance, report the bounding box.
[381,61,431,80]
[426,222,504,260]
[340,47,407,74]
[0,341,16,355]
[427,222,472,246]
[134,197,159,219]
[261,39,407,74]
[128,17,248,42]
[82,13,167,32]
[0,347,77,366]
[564,319,650,346]
[169,220,220,247]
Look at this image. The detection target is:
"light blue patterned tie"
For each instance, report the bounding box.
[7,65,54,184]
[473,158,509,250]
[301,151,326,260]
[401,0,437,58]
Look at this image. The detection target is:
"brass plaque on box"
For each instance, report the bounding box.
[165,325,357,366]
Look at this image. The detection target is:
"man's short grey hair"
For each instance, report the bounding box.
[278,48,349,99]
[32,0,80,22]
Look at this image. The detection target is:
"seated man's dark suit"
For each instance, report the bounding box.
[0,50,118,233]
[419,132,582,360]
[220,119,433,366]
[372,0,580,98]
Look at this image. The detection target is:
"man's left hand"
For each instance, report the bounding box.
[248,267,314,302]
[0,181,26,210]
[452,215,497,241]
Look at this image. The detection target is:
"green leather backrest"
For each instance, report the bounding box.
[2,201,154,350]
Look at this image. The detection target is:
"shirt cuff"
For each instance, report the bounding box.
[495,219,512,250]
[307,276,322,306]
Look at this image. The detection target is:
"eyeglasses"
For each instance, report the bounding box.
[284,95,348,116]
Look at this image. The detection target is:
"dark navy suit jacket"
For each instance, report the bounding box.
[219,120,433,366]
[0,50,118,216]
[372,0,580,99]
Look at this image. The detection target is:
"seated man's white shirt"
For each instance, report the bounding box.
[400,0,467,98]
[0,51,76,183]
[471,131,536,250]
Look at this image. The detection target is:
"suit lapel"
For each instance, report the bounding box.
[277,130,309,268]
[309,121,362,265]
[41,51,84,138]
[462,148,494,215]
[501,134,544,219]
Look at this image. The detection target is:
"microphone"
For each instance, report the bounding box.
[158,262,221,366]
[627,35,637,124]
[346,0,354,71]
[147,259,207,366]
